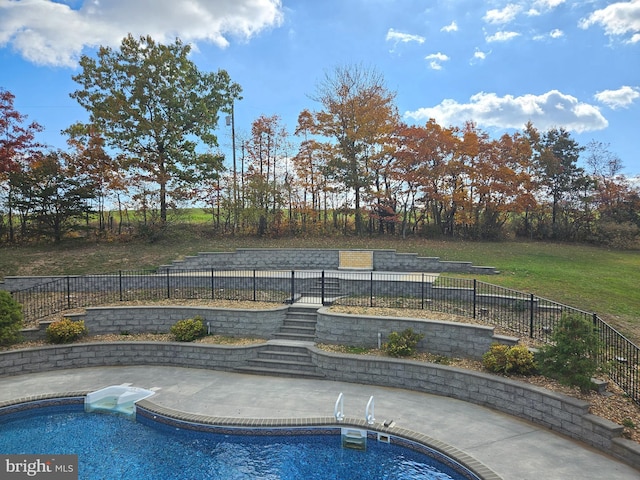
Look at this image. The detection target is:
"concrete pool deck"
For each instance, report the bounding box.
[0,366,638,479]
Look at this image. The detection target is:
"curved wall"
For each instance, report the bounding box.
[0,342,638,470]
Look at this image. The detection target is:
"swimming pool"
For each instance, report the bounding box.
[0,399,483,480]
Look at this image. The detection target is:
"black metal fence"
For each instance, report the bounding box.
[9,268,640,406]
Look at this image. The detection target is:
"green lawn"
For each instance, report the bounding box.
[1,229,638,340]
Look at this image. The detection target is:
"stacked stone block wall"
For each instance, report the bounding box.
[316,309,517,361]
[160,248,497,274]
[76,305,287,338]
[0,342,637,469]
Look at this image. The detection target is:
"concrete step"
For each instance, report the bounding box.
[278,325,316,335]
[235,365,325,379]
[258,349,312,363]
[273,332,316,341]
[247,357,318,373]
[282,319,316,328]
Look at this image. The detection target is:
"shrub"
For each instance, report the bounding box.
[0,291,23,346]
[46,319,87,344]
[537,313,602,392]
[483,344,537,375]
[482,343,509,373]
[170,316,206,342]
[384,328,425,358]
[590,220,639,249]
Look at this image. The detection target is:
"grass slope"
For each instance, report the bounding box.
[1,228,638,340]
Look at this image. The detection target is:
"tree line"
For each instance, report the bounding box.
[1,36,638,246]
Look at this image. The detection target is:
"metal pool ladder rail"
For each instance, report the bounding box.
[334,392,345,422]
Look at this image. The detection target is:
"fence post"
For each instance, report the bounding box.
[472,279,477,319]
[211,268,215,300]
[421,273,425,310]
[290,270,295,304]
[166,270,170,299]
[119,271,123,302]
[321,270,325,306]
[529,294,535,338]
[66,276,71,310]
[253,269,257,302]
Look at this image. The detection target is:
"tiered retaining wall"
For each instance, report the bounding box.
[316,309,518,360]
[0,342,638,470]
[159,248,498,274]
[22,306,513,361]
[66,305,287,338]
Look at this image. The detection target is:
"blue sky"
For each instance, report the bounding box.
[1,0,639,176]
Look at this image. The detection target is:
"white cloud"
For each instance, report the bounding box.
[473,49,487,60]
[0,0,284,67]
[579,0,640,43]
[483,4,522,24]
[425,52,449,70]
[534,28,564,40]
[441,21,458,33]
[404,90,608,133]
[486,31,521,42]
[386,28,426,45]
[528,0,566,17]
[533,0,566,10]
[594,86,640,109]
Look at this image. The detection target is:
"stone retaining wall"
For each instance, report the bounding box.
[22,306,514,362]
[160,248,498,274]
[69,305,288,338]
[316,308,518,361]
[0,342,637,470]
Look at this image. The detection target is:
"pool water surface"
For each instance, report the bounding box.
[0,404,477,480]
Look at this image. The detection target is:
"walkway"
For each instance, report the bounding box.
[0,366,638,480]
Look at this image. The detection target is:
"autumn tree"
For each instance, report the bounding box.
[65,124,126,233]
[584,141,640,246]
[311,65,398,234]
[293,110,323,226]
[0,89,43,242]
[69,34,242,224]
[243,114,289,235]
[10,151,97,242]
[463,125,535,239]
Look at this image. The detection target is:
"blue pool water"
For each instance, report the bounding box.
[0,404,475,480]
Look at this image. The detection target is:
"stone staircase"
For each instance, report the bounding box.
[273,305,318,341]
[235,305,324,379]
[300,276,342,304]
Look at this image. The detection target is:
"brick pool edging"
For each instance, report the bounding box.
[0,342,638,470]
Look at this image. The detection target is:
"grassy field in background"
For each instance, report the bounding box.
[1,226,638,340]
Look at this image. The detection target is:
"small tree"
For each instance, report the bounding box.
[537,313,601,392]
[0,291,23,345]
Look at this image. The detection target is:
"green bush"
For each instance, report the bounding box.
[170,316,206,342]
[483,343,536,375]
[384,328,425,357]
[46,319,87,344]
[537,313,602,392]
[482,343,510,373]
[0,291,23,346]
